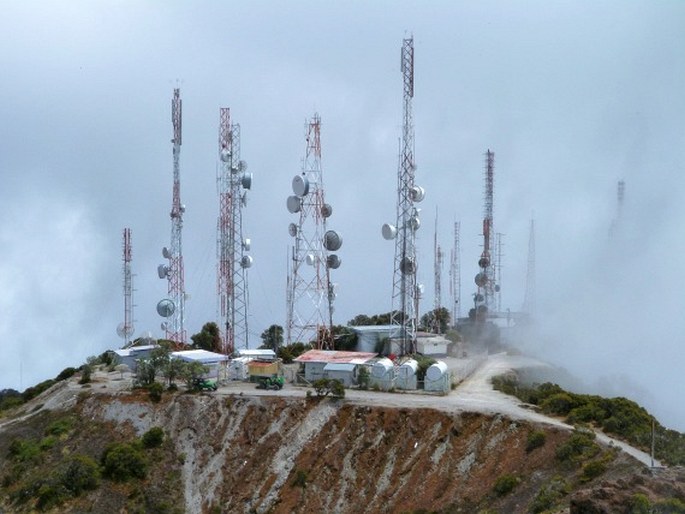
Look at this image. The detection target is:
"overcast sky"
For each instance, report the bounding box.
[1,1,683,429]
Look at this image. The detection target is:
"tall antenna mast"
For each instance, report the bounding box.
[433,209,443,333]
[449,220,461,325]
[117,228,135,344]
[474,150,495,320]
[286,114,342,349]
[523,218,536,317]
[382,36,425,355]
[157,88,186,344]
[217,108,253,354]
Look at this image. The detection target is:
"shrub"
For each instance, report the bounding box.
[55,367,78,381]
[292,469,308,489]
[46,417,74,436]
[147,382,164,403]
[78,365,92,385]
[102,443,147,481]
[142,427,165,449]
[541,392,578,416]
[36,480,69,510]
[555,429,599,463]
[61,454,100,494]
[580,459,607,482]
[8,439,41,462]
[22,379,57,402]
[526,430,547,452]
[493,474,519,496]
[529,476,569,513]
[629,493,652,514]
[312,378,345,398]
[357,366,370,390]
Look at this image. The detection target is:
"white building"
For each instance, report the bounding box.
[294,350,376,385]
[172,350,229,379]
[112,344,158,371]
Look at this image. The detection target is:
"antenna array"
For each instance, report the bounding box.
[286,114,342,348]
[117,228,134,342]
[217,108,253,353]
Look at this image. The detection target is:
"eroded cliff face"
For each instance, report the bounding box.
[0,387,673,514]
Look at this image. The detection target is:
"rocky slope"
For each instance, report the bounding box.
[1,377,683,514]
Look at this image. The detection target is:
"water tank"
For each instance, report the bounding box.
[398,359,418,379]
[425,361,448,382]
[372,358,394,378]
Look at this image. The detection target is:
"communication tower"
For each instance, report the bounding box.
[473,150,496,320]
[494,232,504,313]
[382,36,425,355]
[449,221,461,324]
[433,209,443,333]
[157,88,187,344]
[286,114,342,348]
[116,228,135,343]
[217,108,253,353]
[522,218,536,316]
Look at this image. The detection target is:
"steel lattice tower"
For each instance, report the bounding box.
[523,218,536,316]
[117,228,134,343]
[474,150,495,319]
[433,209,443,333]
[159,88,186,344]
[217,108,253,353]
[449,221,461,324]
[286,114,341,349]
[384,36,424,355]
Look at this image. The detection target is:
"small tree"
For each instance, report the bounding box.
[191,322,222,352]
[357,366,370,390]
[260,324,284,350]
[162,357,185,387]
[182,361,210,389]
[141,427,165,449]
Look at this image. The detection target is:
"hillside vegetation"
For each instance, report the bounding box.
[0,372,684,513]
[491,373,685,466]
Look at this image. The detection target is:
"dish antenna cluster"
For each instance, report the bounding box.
[286,113,342,349]
[216,107,253,354]
[157,88,187,344]
[116,228,135,341]
[382,36,425,355]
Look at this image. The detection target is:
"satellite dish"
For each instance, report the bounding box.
[241,172,252,190]
[241,255,253,269]
[288,223,298,237]
[494,284,501,292]
[409,216,421,231]
[475,273,488,287]
[305,253,316,266]
[116,323,134,339]
[382,223,397,240]
[157,264,169,279]
[156,299,175,318]
[243,238,251,251]
[162,247,170,259]
[323,230,342,251]
[478,257,490,269]
[321,204,333,218]
[400,257,416,275]
[292,175,310,197]
[220,149,231,162]
[410,185,425,202]
[287,195,301,213]
[326,254,341,269]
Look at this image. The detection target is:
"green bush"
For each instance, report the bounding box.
[555,429,599,463]
[630,493,652,514]
[61,454,100,494]
[78,365,92,385]
[36,480,69,511]
[580,459,607,482]
[357,366,370,390]
[541,392,578,416]
[102,443,147,481]
[55,367,78,381]
[46,417,74,436]
[8,439,41,462]
[653,498,685,513]
[22,379,57,402]
[147,382,164,403]
[292,468,308,489]
[493,474,520,496]
[526,430,547,452]
[529,476,569,513]
[142,427,165,449]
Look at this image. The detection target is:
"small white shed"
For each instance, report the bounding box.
[113,344,158,372]
[172,350,229,379]
[323,362,357,387]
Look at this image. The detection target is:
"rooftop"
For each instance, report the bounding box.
[294,350,377,364]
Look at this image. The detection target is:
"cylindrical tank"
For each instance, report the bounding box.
[372,358,394,378]
[425,361,448,382]
[398,359,418,379]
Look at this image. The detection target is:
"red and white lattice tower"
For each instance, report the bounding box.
[117,228,135,343]
[474,150,495,320]
[158,88,186,344]
[382,36,425,355]
[286,114,341,349]
[217,107,253,354]
[449,221,461,325]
